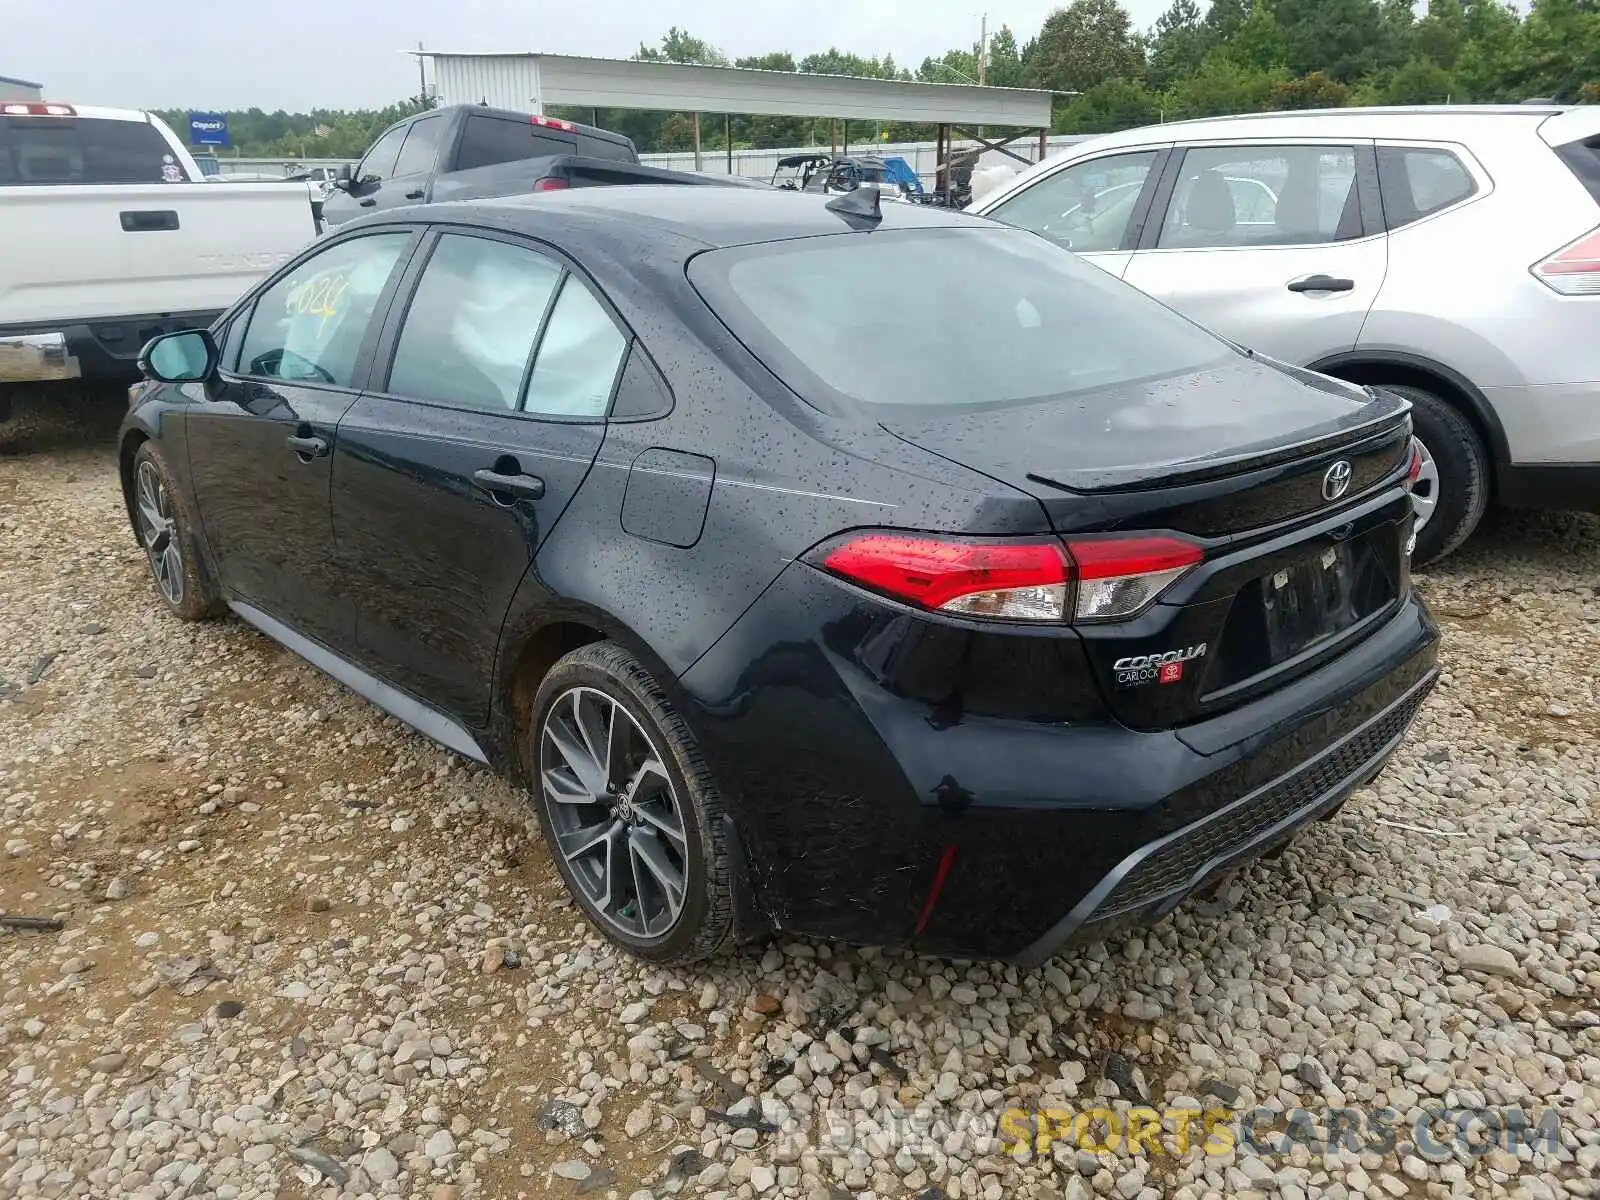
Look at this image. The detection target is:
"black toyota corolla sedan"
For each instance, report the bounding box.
[120,185,1438,966]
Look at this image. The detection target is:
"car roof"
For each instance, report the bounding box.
[1064,104,1576,154]
[375,185,983,252]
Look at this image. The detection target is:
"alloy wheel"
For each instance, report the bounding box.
[1410,438,1441,535]
[539,686,690,939]
[134,460,184,607]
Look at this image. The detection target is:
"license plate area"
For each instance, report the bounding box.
[1203,527,1399,695]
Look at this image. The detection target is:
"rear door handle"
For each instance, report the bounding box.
[473,468,545,502]
[404,188,425,200]
[286,433,328,459]
[358,197,376,207]
[1287,274,1356,294]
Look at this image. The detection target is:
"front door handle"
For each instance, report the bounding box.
[405,188,425,200]
[1287,274,1356,294]
[359,197,376,207]
[286,433,328,459]
[473,468,545,503]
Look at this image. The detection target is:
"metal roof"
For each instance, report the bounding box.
[421,52,1052,128]
[0,74,45,88]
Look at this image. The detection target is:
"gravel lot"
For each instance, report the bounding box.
[2,394,1598,1200]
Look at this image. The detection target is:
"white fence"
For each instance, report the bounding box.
[208,134,1092,185]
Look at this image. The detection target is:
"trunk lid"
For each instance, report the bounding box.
[882,356,1416,731]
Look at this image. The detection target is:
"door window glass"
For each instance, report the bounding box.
[238,232,409,386]
[386,234,564,411]
[985,151,1159,253]
[392,116,443,178]
[356,125,408,183]
[1158,145,1359,249]
[1377,147,1476,228]
[523,278,627,418]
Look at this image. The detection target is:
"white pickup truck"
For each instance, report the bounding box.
[0,102,318,419]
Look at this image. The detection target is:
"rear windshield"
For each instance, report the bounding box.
[454,114,574,171]
[577,133,635,163]
[0,116,180,186]
[688,225,1233,413]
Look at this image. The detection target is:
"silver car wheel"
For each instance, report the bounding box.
[540,686,689,939]
[134,460,184,607]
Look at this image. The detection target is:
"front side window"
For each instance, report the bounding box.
[689,226,1232,414]
[238,232,410,386]
[1158,145,1360,249]
[1377,147,1477,229]
[386,234,564,411]
[522,278,628,418]
[392,116,443,178]
[357,125,409,184]
[985,151,1159,254]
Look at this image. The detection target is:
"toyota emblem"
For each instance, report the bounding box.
[1322,460,1353,502]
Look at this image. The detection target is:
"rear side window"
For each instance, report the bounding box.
[455,115,574,171]
[1554,136,1600,205]
[522,278,628,418]
[689,226,1232,413]
[386,233,563,411]
[1158,144,1360,248]
[0,116,181,186]
[577,133,635,163]
[392,116,444,177]
[1376,147,1477,228]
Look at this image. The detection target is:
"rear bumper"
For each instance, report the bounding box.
[0,312,221,384]
[0,332,79,383]
[680,562,1440,961]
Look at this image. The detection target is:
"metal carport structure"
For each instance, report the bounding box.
[416,51,1055,202]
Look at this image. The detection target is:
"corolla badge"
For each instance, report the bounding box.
[1322,460,1353,502]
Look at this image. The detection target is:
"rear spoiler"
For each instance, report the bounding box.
[537,156,767,190]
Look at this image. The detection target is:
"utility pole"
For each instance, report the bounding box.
[416,42,428,107]
[978,13,988,84]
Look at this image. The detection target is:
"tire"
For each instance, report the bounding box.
[0,389,12,425]
[1379,384,1489,566]
[529,642,734,964]
[130,442,224,622]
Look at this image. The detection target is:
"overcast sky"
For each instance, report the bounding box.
[5,0,1174,111]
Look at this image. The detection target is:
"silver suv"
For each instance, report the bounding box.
[973,105,1600,563]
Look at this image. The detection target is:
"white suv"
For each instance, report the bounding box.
[973,105,1600,563]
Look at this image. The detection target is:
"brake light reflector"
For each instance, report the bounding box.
[1062,535,1204,622]
[532,115,576,132]
[1532,226,1600,295]
[532,176,569,192]
[821,534,1071,620]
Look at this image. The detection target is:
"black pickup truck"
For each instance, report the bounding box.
[323,104,749,228]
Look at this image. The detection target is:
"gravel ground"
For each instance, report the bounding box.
[2,394,1597,1200]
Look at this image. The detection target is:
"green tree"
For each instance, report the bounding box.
[986,27,1027,87]
[1269,70,1352,109]
[1025,0,1147,94]
[1147,0,1209,90]
[1060,78,1164,131]
[1226,1,1289,72]
[1414,0,1468,69]
[1274,0,1391,81]
[1165,51,1286,118]
[636,27,728,66]
[1454,0,1527,100]
[1520,0,1600,101]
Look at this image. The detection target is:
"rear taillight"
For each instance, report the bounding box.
[1406,438,1424,485]
[1532,226,1600,295]
[813,531,1202,623]
[532,177,569,192]
[1064,535,1204,621]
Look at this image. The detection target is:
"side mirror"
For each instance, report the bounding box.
[335,163,353,190]
[138,329,218,384]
